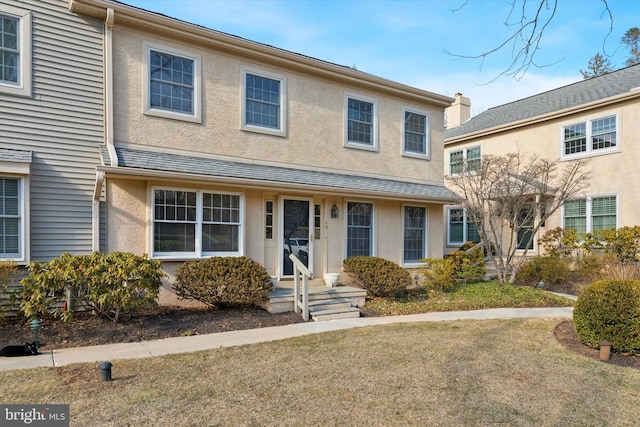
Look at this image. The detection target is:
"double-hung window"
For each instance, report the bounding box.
[563,196,617,234]
[0,5,31,96]
[241,68,286,136]
[143,42,201,122]
[345,94,377,151]
[403,108,429,158]
[448,208,480,245]
[0,177,22,259]
[562,116,617,157]
[347,202,373,257]
[449,146,481,175]
[403,206,426,264]
[153,188,243,258]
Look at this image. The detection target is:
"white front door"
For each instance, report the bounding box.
[280,197,314,277]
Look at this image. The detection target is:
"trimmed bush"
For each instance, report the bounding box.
[419,258,455,292]
[19,252,164,322]
[515,256,571,286]
[343,256,411,297]
[174,256,272,308]
[573,280,640,355]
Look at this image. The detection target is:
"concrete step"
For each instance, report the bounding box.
[310,307,361,321]
[308,298,353,312]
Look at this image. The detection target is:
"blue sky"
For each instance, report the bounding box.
[122,0,640,115]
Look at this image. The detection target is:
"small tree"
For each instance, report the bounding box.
[622,27,640,67]
[447,152,590,284]
[580,53,614,79]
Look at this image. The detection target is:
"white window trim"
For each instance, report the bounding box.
[142,42,202,123]
[150,187,244,260]
[447,206,475,247]
[560,114,620,160]
[402,107,430,160]
[240,66,287,137]
[448,145,481,176]
[0,175,29,263]
[562,194,619,233]
[344,92,378,152]
[0,5,32,97]
[402,204,427,267]
[345,200,375,258]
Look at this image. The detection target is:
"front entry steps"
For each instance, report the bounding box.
[266,281,366,321]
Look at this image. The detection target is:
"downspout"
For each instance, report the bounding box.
[92,7,116,252]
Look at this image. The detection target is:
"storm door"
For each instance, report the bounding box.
[281,198,313,277]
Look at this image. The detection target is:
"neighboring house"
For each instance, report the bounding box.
[444,65,640,255]
[66,0,458,303]
[0,0,105,265]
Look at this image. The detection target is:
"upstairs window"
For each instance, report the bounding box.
[143,42,201,123]
[0,5,31,96]
[242,68,286,136]
[345,94,377,151]
[562,116,617,157]
[449,146,481,175]
[403,109,429,158]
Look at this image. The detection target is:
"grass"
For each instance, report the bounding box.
[365,280,574,316]
[1,318,639,426]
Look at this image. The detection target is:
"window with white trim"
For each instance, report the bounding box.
[0,177,22,259]
[347,202,373,257]
[449,146,480,175]
[403,206,426,263]
[241,68,286,136]
[403,108,430,158]
[562,116,617,157]
[143,42,201,123]
[153,188,242,258]
[0,5,31,97]
[448,207,480,245]
[345,94,377,150]
[563,196,617,234]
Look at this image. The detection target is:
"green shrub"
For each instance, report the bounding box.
[538,227,580,258]
[515,256,571,286]
[446,244,485,283]
[582,226,640,262]
[174,256,272,308]
[573,280,640,355]
[343,256,411,297]
[419,258,455,292]
[19,252,164,322]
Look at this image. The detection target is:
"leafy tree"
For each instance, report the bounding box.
[580,53,614,79]
[446,152,590,284]
[622,27,640,67]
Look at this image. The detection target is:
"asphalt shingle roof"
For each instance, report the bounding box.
[101,146,458,202]
[445,64,640,140]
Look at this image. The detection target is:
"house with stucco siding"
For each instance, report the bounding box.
[444,65,640,255]
[64,0,458,307]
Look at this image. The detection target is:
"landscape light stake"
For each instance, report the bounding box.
[29,318,42,349]
[599,341,611,361]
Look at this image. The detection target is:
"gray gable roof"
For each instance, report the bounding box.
[445,64,640,140]
[100,146,458,202]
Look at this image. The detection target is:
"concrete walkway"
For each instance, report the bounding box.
[0,306,573,372]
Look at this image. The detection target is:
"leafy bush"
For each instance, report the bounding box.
[515,256,571,286]
[174,256,272,308]
[538,227,580,259]
[573,280,640,355]
[582,226,640,262]
[343,256,411,297]
[0,260,19,318]
[419,258,455,292]
[19,252,164,322]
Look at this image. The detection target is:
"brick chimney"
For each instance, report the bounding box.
[446,93,471,128]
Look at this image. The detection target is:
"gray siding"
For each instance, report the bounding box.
[0,0,104,261]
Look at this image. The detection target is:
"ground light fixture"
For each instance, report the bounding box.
[600,341,612,361]
[29,318,41,348]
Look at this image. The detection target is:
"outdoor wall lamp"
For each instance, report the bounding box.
[331,204,339,218]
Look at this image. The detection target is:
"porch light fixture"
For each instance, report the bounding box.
[331,204,339,218]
